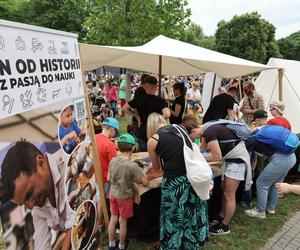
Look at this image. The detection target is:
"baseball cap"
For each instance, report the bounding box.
[118,133,136,145]
[252,109,268,121]
[102,117,120,135]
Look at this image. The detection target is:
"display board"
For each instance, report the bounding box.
[0,20,101,250]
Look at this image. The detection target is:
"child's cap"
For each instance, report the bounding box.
[102,117,120,136]
[118,134,136,145]
[102,117,119,130]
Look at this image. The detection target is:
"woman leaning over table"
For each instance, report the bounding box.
[147,112,209,250]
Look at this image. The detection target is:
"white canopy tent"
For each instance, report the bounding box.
[80,35,271,78]
[254,58,300,133]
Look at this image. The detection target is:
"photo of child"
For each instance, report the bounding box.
[59,105,87,154]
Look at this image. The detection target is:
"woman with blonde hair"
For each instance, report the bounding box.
[267,100,291,130]
[147,113,209,250]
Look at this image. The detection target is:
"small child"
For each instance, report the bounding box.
[59,105,83,154]
[98,103,114,122]
[107,134,149,250]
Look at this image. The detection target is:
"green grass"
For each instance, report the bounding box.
[123,194,300,250]
[0,224,4,250]
[117,115,129,135]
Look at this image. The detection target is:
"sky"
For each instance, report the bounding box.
[187,0,300,39]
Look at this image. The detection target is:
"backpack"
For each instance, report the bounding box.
[204,119,252,140]
[254,125,299,154]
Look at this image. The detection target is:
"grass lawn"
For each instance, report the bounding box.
[125,194,300,250]
[0,224,4,250]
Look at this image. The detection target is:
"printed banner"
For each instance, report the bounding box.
[0,20,84,119]
[0,21,101,250]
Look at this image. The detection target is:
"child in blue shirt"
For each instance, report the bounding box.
[59,105,82,154]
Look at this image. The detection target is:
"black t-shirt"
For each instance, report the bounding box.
[203,124,244,163]
[156,125,187,178]
[132,87,146,123]
[203,93,235,123]
[134,86,146,99]
[169,95,185,124]
[128,94,168,141]
[245,137,276,156]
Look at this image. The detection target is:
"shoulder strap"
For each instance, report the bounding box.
[172,124,193,150]
[247,96,254,110]
[151,136,159,141]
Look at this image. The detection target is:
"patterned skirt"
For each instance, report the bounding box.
[160,175,209,250]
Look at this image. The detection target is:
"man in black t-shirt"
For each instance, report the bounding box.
[122,75,170,151]
[203,87,238,124]
[133,74,147,99]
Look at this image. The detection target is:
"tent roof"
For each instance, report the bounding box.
[0,101,70,142]
[80,35,272,78]
[254,57,300,133]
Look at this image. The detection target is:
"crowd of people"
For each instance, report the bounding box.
[1,69,298,250]
[84,70,298,249]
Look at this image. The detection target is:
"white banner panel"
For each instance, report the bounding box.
[0,20,84,119]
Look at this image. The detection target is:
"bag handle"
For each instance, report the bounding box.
[172,124,193,149]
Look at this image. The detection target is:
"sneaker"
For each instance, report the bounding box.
[209,223,230,235]
[245,208,266,219]
[239,201,253,209]
[210,215,223,226]
[266,208,275,214]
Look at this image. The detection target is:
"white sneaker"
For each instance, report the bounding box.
[266,208,275,214]
[245,208,266,219]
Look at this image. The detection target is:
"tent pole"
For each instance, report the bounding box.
[278,68,283,101]
[238,77,242,101]
[210,73,217,102]
[79,51,110,227]
[158,55,162,97]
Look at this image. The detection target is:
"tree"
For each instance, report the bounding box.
[277,31,300,61]
[215,12,281,63]
[0,0,26,23]
[182,22,215,50]
[0,0,93,41]
[84,0,191,45]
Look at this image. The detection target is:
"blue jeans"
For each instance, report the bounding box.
[256,152,296,212]
[110,100,117,116]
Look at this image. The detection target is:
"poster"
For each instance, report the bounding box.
[0,20,101,250]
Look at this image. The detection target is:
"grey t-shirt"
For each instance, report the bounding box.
[109,157,145,200]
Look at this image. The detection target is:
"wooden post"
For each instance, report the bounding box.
[238,77,242,101]
[158,55,162,97]
[278,68,284,101]
[79,50,110,227]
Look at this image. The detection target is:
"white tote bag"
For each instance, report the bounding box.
[173,124,212,200]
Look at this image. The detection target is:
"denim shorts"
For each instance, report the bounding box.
[222,161,246,181]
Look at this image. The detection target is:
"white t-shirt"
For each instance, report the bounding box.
[187,88,201,101]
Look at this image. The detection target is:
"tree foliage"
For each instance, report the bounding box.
[0,0,93,41]
[182,22,215,50]
[277,31,300,61]
[84,0,191,45]
[215,12,281,63]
